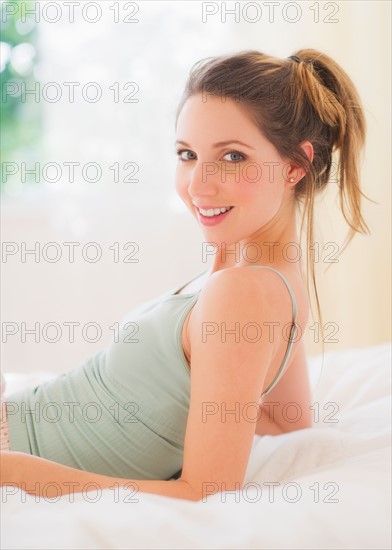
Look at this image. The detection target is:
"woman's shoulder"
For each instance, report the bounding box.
[185,265,309,392]
[191,264,309,340]
[199,264,306,304]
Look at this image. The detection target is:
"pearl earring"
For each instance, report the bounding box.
[289,178,295,183]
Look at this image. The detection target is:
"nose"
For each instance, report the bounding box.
[187,160,221,198]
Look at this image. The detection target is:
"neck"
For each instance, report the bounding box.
[207,199,302,274]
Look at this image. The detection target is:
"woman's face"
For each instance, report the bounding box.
[174,93,298,248]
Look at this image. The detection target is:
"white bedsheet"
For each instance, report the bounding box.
[1,343,391,550]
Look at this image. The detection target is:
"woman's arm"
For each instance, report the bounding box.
[179,269,284,497]
[0,451,199,501]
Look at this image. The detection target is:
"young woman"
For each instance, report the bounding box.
[0,49,370,501]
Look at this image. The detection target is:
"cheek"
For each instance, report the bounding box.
[236,166,284,212]
[234,168,267,202]
[240,162,264,186]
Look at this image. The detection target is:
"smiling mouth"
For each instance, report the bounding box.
[196,206,235,217]
[195,206,235,226]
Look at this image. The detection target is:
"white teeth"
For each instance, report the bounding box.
[199,206,233,217]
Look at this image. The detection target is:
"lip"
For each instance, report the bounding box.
[196,206,235,226]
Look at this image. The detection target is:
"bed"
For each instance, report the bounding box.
[1,342,391,550]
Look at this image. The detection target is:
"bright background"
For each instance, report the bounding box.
[1,0,391,374]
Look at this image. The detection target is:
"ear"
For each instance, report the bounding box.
[285,140,314,186]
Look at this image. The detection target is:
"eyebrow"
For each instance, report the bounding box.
[175,139,255,150]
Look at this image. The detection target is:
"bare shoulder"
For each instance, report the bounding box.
[196,265,288,302]
[192,264,306,322]
[188,265,301,361]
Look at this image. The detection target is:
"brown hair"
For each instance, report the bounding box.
[175,48,374,353]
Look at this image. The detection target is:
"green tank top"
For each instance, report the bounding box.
[5,266,297,481]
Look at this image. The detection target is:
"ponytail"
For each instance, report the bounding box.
[292,49,372,246]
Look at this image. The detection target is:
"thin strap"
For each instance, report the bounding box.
[173,269,209,296]
[245,266,298,397]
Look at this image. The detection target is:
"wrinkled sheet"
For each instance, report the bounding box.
[1,342,391,550]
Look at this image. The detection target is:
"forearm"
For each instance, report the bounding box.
[1,451,200,502]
